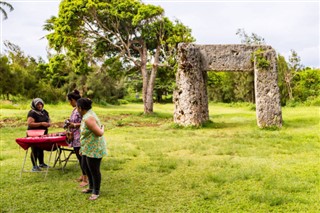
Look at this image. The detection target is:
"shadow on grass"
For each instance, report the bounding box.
[170,120,251,130]
[100,111,173,128]
[202,120,245,129]
[282,117,319,128]
[102,158,130,171]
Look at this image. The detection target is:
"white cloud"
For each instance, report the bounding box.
[1,0,319,67]
[1,1,59,59]
[152,1,319,67]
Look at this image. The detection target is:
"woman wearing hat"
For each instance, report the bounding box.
[27,98,51,171]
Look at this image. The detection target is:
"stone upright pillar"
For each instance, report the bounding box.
[254,48,282,128]
[174,43,282,128]
[173,43,209,126]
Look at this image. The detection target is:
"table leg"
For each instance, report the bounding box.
[20,149,29,178]
[44,144,55,178]
[62,149,75,170]
[53,146,62,168]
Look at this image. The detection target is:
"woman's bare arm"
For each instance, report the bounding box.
[85,116,104,136]
[27,117,50,128]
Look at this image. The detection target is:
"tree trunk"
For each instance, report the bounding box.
[147,45,161,113]
[140,44,150,114]
[142,45,160,114]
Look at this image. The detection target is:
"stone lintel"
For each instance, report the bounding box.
[197,44,273,71]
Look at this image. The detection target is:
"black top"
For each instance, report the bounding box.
[27,109,50,134]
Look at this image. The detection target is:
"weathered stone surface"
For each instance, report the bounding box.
[173,43,209,126]
[198,44,273,71]
[254,48,282,127]
[174,43,282,128]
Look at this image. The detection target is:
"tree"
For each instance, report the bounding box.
[292,68,320,102]
[2,41,30,99]
[285,49,304,100]
[235,28,266,103]
[236,28,265,45]
[46,0,194,114]
[0,1,14,20]
[0,55,13,99]
[277,54,289,105]
[2,41,66,102]
[207,72,234,103]
[154,65,175,103]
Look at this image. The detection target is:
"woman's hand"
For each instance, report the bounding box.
[41,122,51,127]
[27,117,50,128]
[70,122,80,128]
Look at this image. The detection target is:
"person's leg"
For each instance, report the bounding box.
[74,147,82,181]
[74,147,81,162]
[74,147,86,175]
[38,148,44,165]
[86,157,102,195]
[81,155,93,191]
[34,147,48,168]
[30,146,38,166]
[74,147,88,186]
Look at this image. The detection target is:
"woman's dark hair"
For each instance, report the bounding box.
[77,98,92,110]
[67,89,81,101]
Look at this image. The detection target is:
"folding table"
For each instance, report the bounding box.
[53,145,76,171]
[16,133,67,178]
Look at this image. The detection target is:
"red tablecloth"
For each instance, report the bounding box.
[16,133,68,151]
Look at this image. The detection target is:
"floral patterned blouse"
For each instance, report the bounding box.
[80,110,107,158]
[69,108,82,147]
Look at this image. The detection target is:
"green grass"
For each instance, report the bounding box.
[0,102,319,212]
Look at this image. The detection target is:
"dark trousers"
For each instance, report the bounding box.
[74,147,86,175]
[82,155,102,195]
[30,146,44,166]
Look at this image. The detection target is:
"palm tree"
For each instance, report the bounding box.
[0,1,14,20]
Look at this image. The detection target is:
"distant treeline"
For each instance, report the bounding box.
[1,42,319,106]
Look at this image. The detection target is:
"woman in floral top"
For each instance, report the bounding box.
[77,98,107,201]
[67,90,88,187]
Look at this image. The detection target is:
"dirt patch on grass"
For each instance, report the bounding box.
[100,114,166,127]
[1,113,168,128]
[115,121,161,127]
[0,118,24,128]
[0,119,64,128]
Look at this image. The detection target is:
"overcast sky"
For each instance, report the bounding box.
[1,0,319,68]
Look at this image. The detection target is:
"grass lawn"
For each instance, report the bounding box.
[0,102,319,212]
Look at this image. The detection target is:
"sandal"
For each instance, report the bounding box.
[89,194,99,200]
[81,189,93,194]
[76,176,83,182]
[79,181,88,187]
[79,175,88,187]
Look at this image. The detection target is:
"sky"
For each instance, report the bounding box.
[1,0,319,68]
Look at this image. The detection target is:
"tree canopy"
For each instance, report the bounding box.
[46,0,194,113]
[0,1,14,20]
